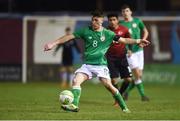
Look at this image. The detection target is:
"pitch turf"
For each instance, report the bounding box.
[0,82,180,120]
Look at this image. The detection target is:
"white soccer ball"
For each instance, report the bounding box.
[59,90,74,105]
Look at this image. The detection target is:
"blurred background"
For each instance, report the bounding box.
[0,0,180,84]
[0,0,180,120]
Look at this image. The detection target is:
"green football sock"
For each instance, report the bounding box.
[71,87,81,107]
[124,82,135,94]
[113,91,127,110]
[136,82,145,97]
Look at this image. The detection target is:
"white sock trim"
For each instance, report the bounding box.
[134,79,142,85]
[115,90,119,95]
[72,86,81,90]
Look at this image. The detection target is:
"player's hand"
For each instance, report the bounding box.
[137,39,150,48]
[44,42,55,51]
[127,50,132,57]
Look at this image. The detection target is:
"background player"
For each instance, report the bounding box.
[120,4,150,101]
[106,13,133,106]
[44,11,150,113]
[53,27,81,88]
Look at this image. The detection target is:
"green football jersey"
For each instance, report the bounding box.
[120,18,145,52]
[73,26,115,65]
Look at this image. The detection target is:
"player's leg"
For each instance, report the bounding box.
[119,57,133,95]
[61,72,88,112]
[132,51,149,101]
[71,72,88,106]
[107,58,122,105]
[107,57,120,89]
[132,68,148,101]
[61,64,91,112]
[122,80,135,100]
[94,65,130,112]
[125,53,138,96]
[66,65,74,87]
[61,53,73,88]
[59,66,68,88]
[111,78,119,89]
[61,72,87,112]
[111,77,120,106]
[120,78,131,94]
[121,55,136,99]
[99,77,130,113]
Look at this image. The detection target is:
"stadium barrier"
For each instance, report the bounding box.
[0,15,180,83]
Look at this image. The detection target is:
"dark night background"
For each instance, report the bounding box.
[0,0,180,15]
[0,0,180,81]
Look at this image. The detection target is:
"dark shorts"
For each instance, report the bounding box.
[107,56,132,79]
[62,55,73,66]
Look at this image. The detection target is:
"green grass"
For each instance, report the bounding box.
[0,82,180,120]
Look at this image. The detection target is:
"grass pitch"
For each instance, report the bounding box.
[0,82,180,120]
[0,63,180,120]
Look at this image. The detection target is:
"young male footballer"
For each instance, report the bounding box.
[120,4,150,101]
[44,10,150,113]
[106,13,133,106]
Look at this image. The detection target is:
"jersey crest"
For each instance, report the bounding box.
[132,23,137,28]
[100,36,105,41]
[88,36,92,39]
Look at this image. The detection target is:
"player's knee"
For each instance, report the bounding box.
[124,77,132,82]
[107,82,116,92]
[110,85,118,94]
[103,81,118,94]
[134,73,141,80]
[111,78,118,84]
[72,77,79,86]
[139,73,143,79]
[103,80,111,88]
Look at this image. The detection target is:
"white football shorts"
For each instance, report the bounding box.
[75,64,111,80]
[126,50,144,70]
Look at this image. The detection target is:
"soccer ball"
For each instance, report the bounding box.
[59,90,74,105]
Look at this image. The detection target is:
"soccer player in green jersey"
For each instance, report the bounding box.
[120,4,150,101]
[44,11,150,113]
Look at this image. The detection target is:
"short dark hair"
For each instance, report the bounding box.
[91,10,104,18]
[65,27,71,32]
[121,4,131,10]
[107,13,119,19]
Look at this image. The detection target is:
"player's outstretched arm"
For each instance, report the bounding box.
[115,37,150,47]
[44,34,75,51]
[137,39,150,48]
